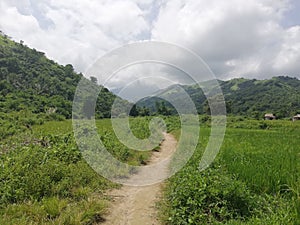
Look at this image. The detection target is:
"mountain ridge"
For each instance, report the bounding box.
[0,32,124,119]
[137,76,300,118]
[1,32,299,120]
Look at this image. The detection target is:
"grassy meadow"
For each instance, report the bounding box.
[0,118,154,224]
[0,116,299,224]
[161,117,300,224]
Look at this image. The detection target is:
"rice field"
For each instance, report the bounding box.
[1,116,299,224]
[161,117,300,224]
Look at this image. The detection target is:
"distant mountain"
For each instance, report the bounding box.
[2,32,298,120]
[0,32,125,119]
[137,76,300,118]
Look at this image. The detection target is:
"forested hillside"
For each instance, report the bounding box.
[138,76,300,118]
[1,31,299,122]
[0,32,119,119]
[0,32,129,139]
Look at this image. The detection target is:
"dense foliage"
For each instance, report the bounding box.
[138,76,300,118]
[0,33,122,120]
[0,118,155,224]
[1,31,300,224]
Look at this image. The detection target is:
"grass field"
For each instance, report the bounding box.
[0,116,299,224]
[161,118,300,224]
[0,118,154,224]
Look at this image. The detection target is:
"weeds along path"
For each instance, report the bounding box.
[102,132,177,225]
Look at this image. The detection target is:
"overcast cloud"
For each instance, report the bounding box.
[0,0,299,98]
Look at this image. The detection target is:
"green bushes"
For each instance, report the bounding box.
[0,118,156,207]
[225,116,300,130]
[42,197,68,219]
[0,111,65,140]
[0,196,108,225]
[0,131,114,224]
[2,116,299,224]
[0,117,160,223]
[0,134,110,205]
[163,166,261,224]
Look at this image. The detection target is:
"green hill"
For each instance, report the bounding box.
[1,31,299,122]
[0,32,130,138]
[220,76,300,118]
[0,32,122,119]
[138,76,300,118]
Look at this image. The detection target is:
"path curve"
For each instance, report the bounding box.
[102,132,177,225]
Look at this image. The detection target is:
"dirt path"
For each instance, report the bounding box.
[102,133,177,225]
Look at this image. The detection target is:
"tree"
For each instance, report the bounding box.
[90,76,98,84]
[129,104,139,117]
[226,100,233,114]
[155,101,171,116]
[203,100,210,115]
[139,106,150,116]
[65,64,74,74]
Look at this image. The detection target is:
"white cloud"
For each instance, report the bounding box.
[151,0,299,79]
[0,2,40,37]
[0,0,150,72]
[0,0,299,88]
[272,26,300,74]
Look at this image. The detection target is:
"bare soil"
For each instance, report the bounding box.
[102,133,177,225]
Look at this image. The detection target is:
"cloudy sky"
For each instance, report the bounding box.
[0,0,299,99]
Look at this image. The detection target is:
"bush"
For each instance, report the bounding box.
[162,166,260,224]
[0,133,112,206]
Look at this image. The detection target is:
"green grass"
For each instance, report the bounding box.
[0,117,157,224]
[1,116,300,224]
[221,128,299,194]
[0,195,108,225]
[160,117,300,224]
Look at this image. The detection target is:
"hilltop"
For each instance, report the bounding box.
[1,32,299,120]
[138,76,300,118]
[0,32,130,138]
[0,32,120,119]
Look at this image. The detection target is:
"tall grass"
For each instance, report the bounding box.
[161,118,300,224]
[221,128,299,195]
[0,117,157,224]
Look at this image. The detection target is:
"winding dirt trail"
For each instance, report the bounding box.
[102,133,177,225]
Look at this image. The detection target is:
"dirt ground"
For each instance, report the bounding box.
[102,133,177,225]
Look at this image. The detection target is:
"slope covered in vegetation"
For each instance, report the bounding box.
[138,76,300,118]
[0,32,127,139]
[0,32,120,120]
